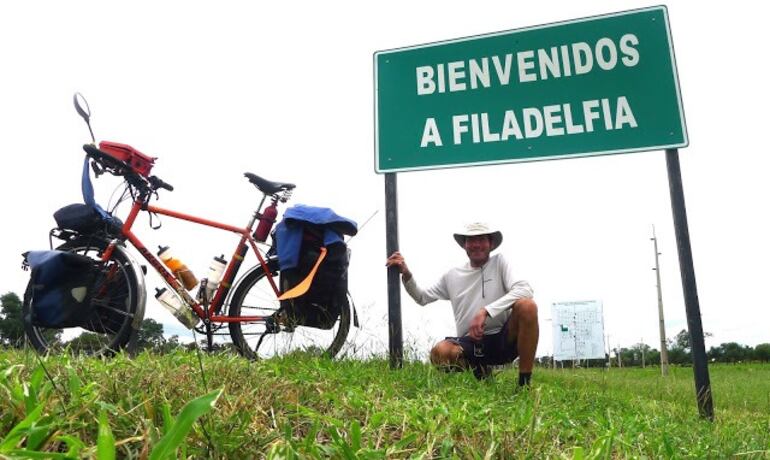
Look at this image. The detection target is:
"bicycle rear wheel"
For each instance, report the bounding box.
[228,265,350,360]
[23,238,140,356]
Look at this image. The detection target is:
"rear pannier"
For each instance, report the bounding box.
[274,205,357,330]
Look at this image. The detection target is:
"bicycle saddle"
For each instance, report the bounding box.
[244,173,296,195]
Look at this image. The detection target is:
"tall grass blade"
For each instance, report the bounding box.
[25,423,50,451]
[6,450,71,459]
[26,365,45,414]
[571,446,585,460]
[148,388,223,460]
[0,402,44,452]
[160,402,174,435]
[97,410,116,460]
[350,420,362,452]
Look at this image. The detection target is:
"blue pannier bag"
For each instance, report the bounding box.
[53,203,103,233]
[274,205,357,329]
[53,203,124,236]
[24,250,99,328]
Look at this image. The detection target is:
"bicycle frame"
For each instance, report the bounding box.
[101,195,280,324]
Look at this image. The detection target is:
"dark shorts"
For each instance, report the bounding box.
[447,315,518,367]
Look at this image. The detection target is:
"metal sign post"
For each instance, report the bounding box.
[666,148,713,420]
[385,173,403,369]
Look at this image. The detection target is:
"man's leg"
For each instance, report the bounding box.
[506,298,539,385]
[431,339,492,379]
[430,340,465,370]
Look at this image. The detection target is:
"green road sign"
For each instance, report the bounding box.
[374,6,687,173]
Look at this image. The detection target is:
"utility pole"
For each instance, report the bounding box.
[641,337,646,368]
[651,225,670,376]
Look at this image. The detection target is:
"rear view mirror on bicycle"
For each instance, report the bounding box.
[21,94,359,358]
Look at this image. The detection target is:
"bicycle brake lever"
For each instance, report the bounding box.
[91,159,104,178]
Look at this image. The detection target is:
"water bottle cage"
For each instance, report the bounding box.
[196,278,210,306]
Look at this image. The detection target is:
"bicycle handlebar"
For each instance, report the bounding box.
[82,144,173,194]
[83,144,128,174]
[149,175,174,192]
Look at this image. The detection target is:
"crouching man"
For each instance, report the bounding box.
[386,222,539,385]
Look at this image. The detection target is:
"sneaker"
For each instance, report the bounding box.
[473,364,493,380]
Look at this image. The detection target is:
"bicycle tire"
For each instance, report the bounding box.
[23,238,141,356]
[228,265,350,360]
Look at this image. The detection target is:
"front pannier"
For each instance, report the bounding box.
[24,250,100,328]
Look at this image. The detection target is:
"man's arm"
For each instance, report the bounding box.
[386,251,449,305]
[468,281,533,339]
[484,280,534,318]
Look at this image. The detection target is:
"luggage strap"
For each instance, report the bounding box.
[277,247,327,301]
[82,156,111,220]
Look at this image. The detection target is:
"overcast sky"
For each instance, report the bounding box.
[1,1,767,359]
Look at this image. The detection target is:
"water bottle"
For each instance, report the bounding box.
[205,255,227,300]
[254,202,277,242]
[157,246,198,290]
[155,287,199,329]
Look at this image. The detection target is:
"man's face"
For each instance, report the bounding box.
[464,235,491,267]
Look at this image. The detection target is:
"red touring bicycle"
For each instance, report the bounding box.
[22,95,354,358]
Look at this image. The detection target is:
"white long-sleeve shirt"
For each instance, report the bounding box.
[403,253,533,337]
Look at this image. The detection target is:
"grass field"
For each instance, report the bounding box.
[1,348,769,459]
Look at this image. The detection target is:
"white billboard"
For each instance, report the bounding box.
[552,300,605,360]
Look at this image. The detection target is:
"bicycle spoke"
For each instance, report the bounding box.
[95,304,135,318]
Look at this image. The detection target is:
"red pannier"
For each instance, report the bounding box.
[98,141,156,177]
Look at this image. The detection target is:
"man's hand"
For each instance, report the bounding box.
[469,307,489,340]
[386,251,412,281]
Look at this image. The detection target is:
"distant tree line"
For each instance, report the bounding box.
[4,291,769,360]
[537,328,770,368]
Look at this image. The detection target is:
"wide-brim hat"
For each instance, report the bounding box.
[453,222,503,251]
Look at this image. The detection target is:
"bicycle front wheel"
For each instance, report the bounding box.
[23,238,141,356]
[228,266,350,360]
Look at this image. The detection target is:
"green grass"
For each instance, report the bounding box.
[1,348,769,459]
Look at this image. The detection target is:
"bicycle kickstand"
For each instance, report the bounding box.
[204,322,214,352]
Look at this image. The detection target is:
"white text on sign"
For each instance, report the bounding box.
[415,34,639,94]
[417,33,641,148]
[420,97,637,147]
